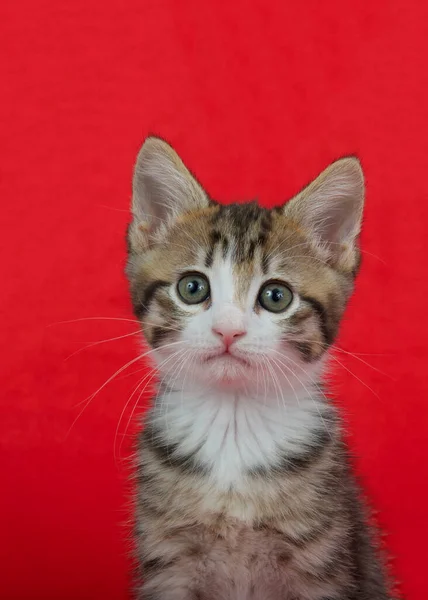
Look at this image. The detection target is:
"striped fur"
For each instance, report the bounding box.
[126,138,396,599]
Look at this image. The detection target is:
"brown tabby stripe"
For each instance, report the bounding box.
[278,429,331,473]
[248,428,331,477]
[204,203,273,268]
[150,325,174,348]
[204,244,215,268]
[139,494,164,518]
[134,280,170,318]
[293,341,318,361]
[143,593,202,600]
[143,424,208,475]
[221,234,230,258]
[204,230,230,267]
[142,557,177,577]
[300,295,334,346]
[140,593,164,600]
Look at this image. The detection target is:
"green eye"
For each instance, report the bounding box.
[177,273,210,305]
[258,281,293,313]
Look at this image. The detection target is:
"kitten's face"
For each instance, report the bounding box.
[127,138,364,397]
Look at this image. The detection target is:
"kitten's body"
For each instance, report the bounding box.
[126,138,396,599]
[137,391,387,599]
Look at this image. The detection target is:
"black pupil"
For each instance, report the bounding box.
[269,288,283,303]
[187,280,201,294]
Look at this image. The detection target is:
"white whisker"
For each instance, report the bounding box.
[66,340,186,438]
[269,352,332,439]
[328,354,381,400]
[64,330,141,361]
[116,349,187,460]
[48,316,141,327]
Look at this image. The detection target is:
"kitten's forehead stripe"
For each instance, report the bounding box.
[204,203,274,306]
[221,235,230,259]
[210,204,273,286]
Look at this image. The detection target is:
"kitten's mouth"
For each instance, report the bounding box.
[204,349,249,367]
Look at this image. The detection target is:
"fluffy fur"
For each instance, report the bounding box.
[126,137,395,599]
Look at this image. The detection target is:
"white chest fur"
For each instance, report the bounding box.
[150,388,326,489]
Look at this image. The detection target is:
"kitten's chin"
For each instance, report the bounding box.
[199,353,253,390]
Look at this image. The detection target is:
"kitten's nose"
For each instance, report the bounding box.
[212,326,246,348]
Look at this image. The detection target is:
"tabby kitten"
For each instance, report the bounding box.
[126,137,395,599]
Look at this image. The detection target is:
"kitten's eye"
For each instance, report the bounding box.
[177,273,210,305]
[258,281,293,313]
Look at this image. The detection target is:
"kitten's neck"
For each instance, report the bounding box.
[149,384,335,488]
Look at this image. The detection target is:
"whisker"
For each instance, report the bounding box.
[154,350,194,447]
[156,349,191,416]
[269,353,332,439]
[263,234,301,261]
[279,254,332,268]
[178,349,195,414]
[277,343,381,401]
[283,336,392,379]
[97,204,129,213]
[327,353,381,400]
[261,355,268,406]
[48,316,140,327]
[66,340,186,437]
[117,373,157,459]
[269,354,300,408]
[64,330,141,361]
[50,315,185,335]
[330,346,393,379]
[115,349,186,460]
[264,357,282,412]
[139,320,184,333]
[65,353,146,439]
[270,349,326,397]
[114,371,152,461]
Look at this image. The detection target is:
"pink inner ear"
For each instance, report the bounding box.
[283,158,364,254]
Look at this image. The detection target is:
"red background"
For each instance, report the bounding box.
[1,1,427,598]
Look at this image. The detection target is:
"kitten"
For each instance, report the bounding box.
[126,137,396,599]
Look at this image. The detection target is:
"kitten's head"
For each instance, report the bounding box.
[126,137,364,396]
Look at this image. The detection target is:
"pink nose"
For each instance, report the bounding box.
[212,326,246,348]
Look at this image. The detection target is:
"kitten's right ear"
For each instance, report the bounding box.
[283,157,365,272]
[129,137,209,250]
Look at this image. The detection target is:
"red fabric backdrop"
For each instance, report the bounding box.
[1,1,427,598]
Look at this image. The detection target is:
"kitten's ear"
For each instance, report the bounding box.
[284,157,365,271]
[129,137,209,249]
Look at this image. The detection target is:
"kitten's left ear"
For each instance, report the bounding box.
[284,157,365,271]
[129,137,209,250]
